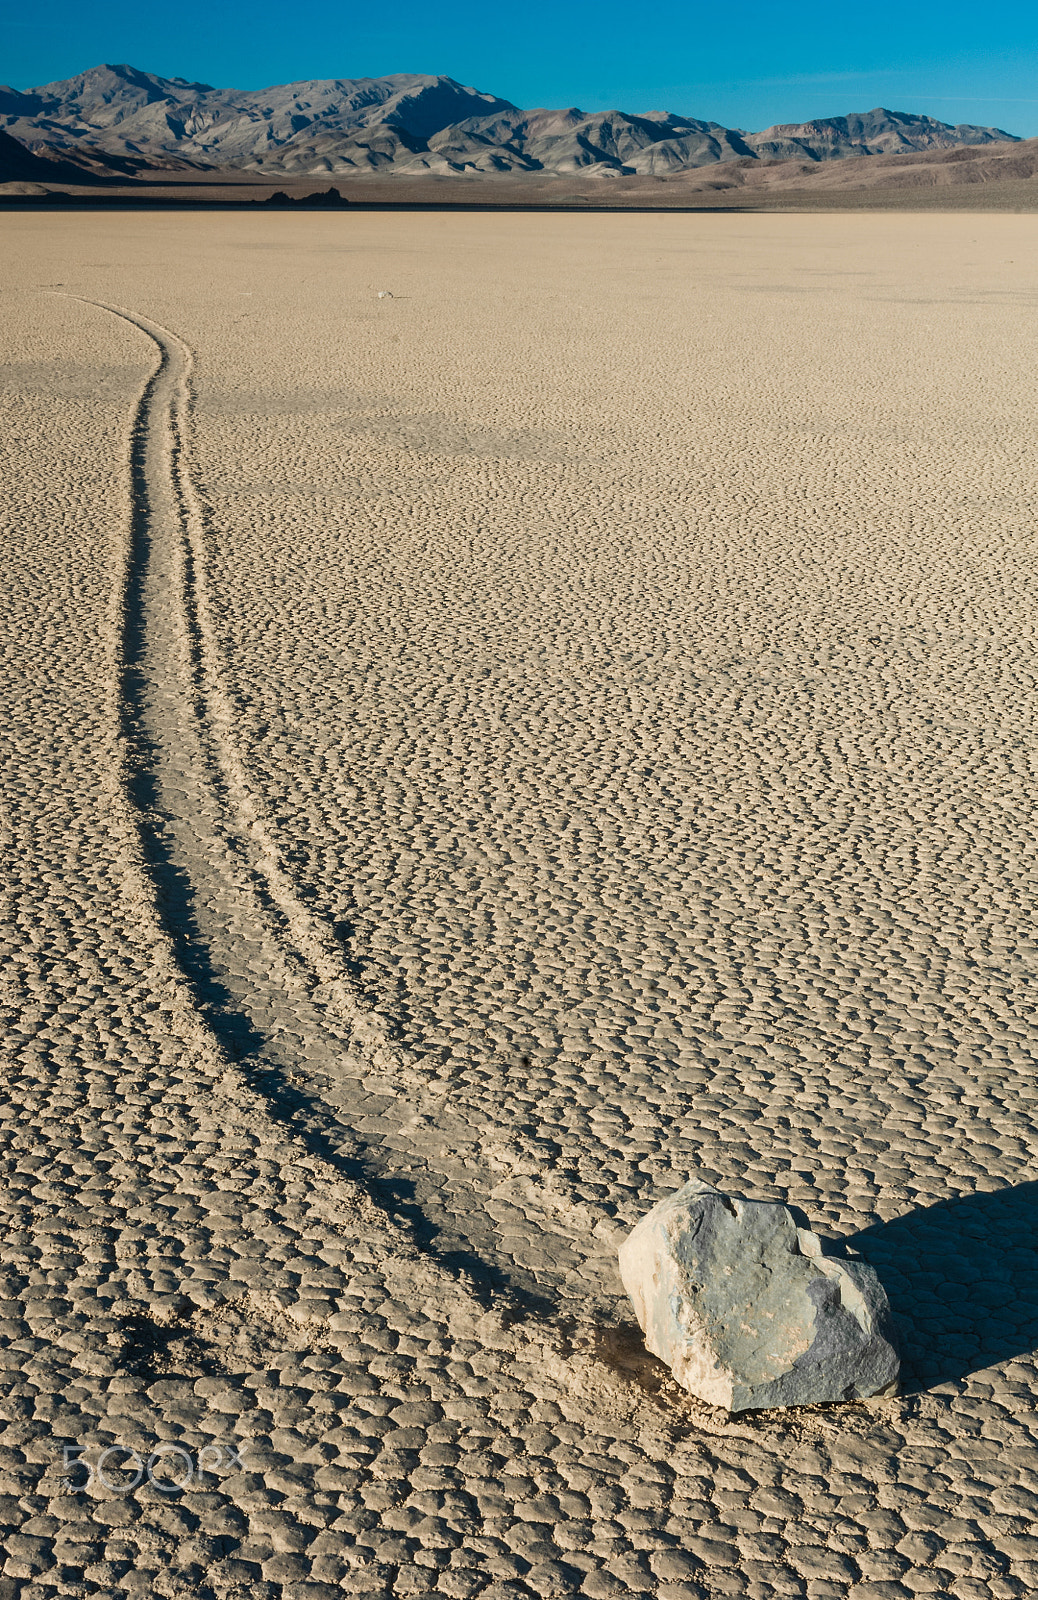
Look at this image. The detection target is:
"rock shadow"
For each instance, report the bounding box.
[849,1182,1038,1390]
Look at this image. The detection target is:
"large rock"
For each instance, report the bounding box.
[619,1179,899,1412]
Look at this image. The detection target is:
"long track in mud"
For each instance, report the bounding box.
[88,298,602,1319]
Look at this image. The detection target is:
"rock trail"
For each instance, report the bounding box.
[82,296,609,1320]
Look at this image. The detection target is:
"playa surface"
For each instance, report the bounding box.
[2,210,1038,1596]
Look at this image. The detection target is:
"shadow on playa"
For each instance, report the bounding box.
[852,1181,1038,1391]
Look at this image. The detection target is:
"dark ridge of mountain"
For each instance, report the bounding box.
[0,127,54,180]
[0,125,133,184]
[0,63,1020,178]
[0,126,221,190]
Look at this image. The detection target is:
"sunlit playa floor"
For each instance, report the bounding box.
[2,210,1038,1597]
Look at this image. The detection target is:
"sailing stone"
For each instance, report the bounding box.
[619,1179,899,1413]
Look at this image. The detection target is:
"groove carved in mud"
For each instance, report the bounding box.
[82,297,581,1314]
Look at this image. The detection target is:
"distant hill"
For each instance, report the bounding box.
[0,126,54,181]
[0,124,129,185]
[0,63,1020,178]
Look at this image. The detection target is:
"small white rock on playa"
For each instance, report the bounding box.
[619,1179,899,1413]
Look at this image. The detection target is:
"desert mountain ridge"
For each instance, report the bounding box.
[0,62,1021,178]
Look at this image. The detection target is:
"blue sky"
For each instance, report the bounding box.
[8,1,1038,137]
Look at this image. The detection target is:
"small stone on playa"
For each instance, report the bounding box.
[619,1178,899,1413]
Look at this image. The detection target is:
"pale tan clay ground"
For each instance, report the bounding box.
[2,212,1038,1599]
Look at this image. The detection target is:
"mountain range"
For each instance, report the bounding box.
[0,63,1021,180]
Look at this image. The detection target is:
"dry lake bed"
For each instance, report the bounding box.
[2,210,1038,1597]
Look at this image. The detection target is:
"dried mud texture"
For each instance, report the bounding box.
[1,213,1038,1599]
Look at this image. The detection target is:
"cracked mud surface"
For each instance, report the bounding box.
[2,212,1038,1597]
